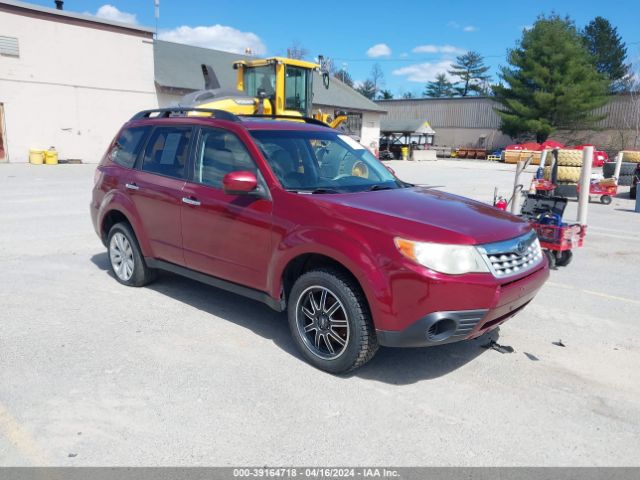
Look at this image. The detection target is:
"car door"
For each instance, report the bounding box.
[181,126,273,292]
[127,125,193,266]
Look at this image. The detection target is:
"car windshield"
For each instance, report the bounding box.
[250,129,403,193]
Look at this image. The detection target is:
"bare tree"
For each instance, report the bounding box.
[370,63,384,96]
[287,40,308,60]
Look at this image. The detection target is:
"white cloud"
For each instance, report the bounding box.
[399,52,409,58]
[392,60,453,83]
[412,44,465,55]
[93,4,138,24]
[366,43,392,58]
[448,21,477,32]
[159,25,267,55]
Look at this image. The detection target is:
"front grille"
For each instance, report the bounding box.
[478,231,543,279]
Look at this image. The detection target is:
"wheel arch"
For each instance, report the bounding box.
[97,193,151,257]
[270,233,392,325]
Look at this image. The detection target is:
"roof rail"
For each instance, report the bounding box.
[243,114,330,127]
[130,108,241,122]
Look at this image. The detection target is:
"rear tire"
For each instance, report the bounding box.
[600,195,612,205]
[287,268,378,374]
[107,222,157,287]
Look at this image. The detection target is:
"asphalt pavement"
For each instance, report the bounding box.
[0,160,638,466]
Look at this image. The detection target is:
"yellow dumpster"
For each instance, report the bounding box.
[29,149,45,165]
[44,147,58,165]
[401,146,409,160]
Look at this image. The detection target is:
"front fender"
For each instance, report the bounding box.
[267,227,394,326]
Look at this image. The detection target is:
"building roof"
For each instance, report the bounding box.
[154,40,386,113]
[0,0,154,34]
[380,119,436,134]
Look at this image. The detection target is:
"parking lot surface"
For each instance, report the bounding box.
[1,160,639,466]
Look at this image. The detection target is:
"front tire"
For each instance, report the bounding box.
[107,222,156,287]
[287,269,378,373]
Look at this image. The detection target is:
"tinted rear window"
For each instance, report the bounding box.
[141,126,193,179]
[110,127,149,168]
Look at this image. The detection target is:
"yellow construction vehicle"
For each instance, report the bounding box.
[180,56,347,129]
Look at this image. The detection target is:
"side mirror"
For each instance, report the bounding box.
[223,171,258,195]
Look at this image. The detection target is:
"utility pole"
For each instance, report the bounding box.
[154,0,159,39]
[342,63,347,83]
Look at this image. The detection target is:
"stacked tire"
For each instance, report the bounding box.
[602,161,637,186]
[620,152,640,196]
[622,151,640,163]
[543,150,584,185]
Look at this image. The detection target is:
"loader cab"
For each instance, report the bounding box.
[235,57,316,117]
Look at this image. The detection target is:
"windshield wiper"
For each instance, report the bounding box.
[367,184,394,191]
[286,188,341,194]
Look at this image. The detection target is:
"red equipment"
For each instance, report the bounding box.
[576,179,617,205]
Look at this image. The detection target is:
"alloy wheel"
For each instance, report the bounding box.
[295,286,350,360]
[109,232,135,281]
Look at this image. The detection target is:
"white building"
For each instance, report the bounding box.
[0,0,385,163]
[0,0,156,163]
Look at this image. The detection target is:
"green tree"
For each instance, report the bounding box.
[356,79,376,100]
[494,15,609,143]
[423,73,454,97]
[582,16,630,92]
[448,51,491,96]
[333,69,354,87]
[378,89,394,100]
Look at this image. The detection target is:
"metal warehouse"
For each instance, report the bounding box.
[377,96,639,153]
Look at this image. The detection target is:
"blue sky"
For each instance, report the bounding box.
[30,0,640,96]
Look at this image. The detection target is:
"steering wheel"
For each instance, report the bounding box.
[332,173,353,181]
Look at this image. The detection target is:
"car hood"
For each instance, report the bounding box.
[316,186,532,245]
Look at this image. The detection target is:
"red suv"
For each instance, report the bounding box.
[91,108,549,373]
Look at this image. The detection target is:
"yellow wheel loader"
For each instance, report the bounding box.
[179,56,347,129]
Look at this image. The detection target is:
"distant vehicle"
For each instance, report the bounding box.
[91,108,549,373]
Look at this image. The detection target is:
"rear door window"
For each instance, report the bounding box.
[110,127,150,168]
[141,126,193,179]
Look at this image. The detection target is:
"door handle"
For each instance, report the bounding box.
[182,196,201,206]
[125,182,139,191]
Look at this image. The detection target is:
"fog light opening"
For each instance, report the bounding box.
[427,318,457,342]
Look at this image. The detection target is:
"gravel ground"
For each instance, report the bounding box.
[0,160,638,466]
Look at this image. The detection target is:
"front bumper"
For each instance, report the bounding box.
[377,264,548,348]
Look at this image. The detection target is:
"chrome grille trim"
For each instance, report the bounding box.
[477,230,543,279]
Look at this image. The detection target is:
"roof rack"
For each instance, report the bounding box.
[130,108,240,122]
[243,114,329,127]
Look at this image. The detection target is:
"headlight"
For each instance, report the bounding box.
[394,238,489,275]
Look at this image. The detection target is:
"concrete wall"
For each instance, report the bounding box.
[0,8,156,163]
[359,111,382,151]
[156,90,181,108]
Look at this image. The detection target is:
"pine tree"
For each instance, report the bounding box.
[356,79,376,100]
[378,89,394,100]
[494,15,609,143]
[423,73,454,97]
[582,16,630,92]
[334,69,354,87]
[448,51,491,96]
